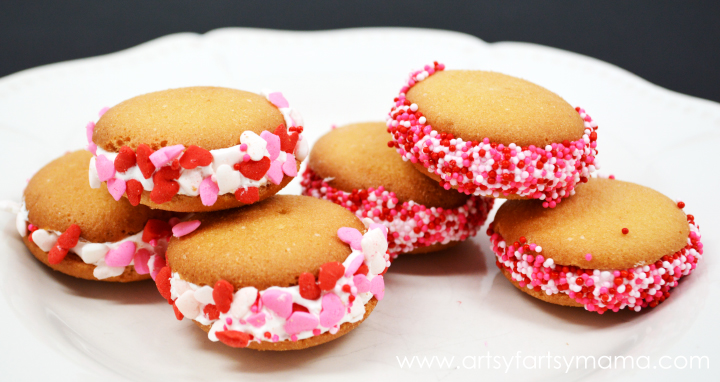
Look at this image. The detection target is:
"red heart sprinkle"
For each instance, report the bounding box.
[298,272,321,300]
[354,263,369,276]
[114,146,137,172]
[292,303,309,313]
[150,166,180,204]
[213,279,234,313]
[126,179,143,206]
[56,224,81,249]
[155,266,172,302]
[318,262,345,291]
[172,302,184,320]
[142,219,172,243]
[216,330,251,348]
[179,145,213,169]
[136,144,156,179]
[203,304,220,320]
[235,187,259,204]
[237,157,271,181]
[274,124,299,153]
[48,245,69,264]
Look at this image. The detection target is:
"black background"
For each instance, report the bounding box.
[2,1,719,102]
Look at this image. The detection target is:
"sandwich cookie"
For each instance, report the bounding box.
[154,195,389,350]
[488,177,702,313]
[87,87,308,212]
[302,122,494,258]
[387,62,599,208]
[2,150,178,281]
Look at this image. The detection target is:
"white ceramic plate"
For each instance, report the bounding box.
[0,28,717,381]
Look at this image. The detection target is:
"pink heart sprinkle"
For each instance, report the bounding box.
[106,178,126,201]
[87,143,97,155]
[353,274,371,294]
[337,227,363,250]
[149,144,185,168]
[369,223,388,240]
[319,294,344,328]
[105,241,136,267]
[98,106,110,117]
[150,256,166,280]
[85,122,95,144]
[246,312,267,328]
[261,289,293,319]
[133,248,152,274]
[172,220,201,237]
[199,177,219,206]
[370,275,385,301]
[260,131,281,161]
[266,161,283,185]
[282,153,297,177]
[345,255,364,277]
[95,155,115,181]
[284,312,319,335]
[267,92,289,109]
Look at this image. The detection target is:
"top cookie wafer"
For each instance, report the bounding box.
[87,87,307,212]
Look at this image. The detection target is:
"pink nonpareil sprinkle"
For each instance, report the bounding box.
[585,253,593,261]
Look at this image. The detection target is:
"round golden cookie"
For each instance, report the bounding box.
[493,178,689,270]
[160,195,389,350]
[89,86,305,212]
[307,122,467,209]
[22,150,173,281]
[406,70,585,147]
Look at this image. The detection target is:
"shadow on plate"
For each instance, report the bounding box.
[387,239,487,277]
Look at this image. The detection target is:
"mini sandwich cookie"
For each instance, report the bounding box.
[87,87,308,212]
[154,195,389,350]
[2,150,181,281]
[488,178,703,314]
[387,62,599,208]
[302,122,494,258]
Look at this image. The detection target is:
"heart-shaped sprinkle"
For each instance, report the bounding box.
[284,311,319,335]
[149,145,185,168]
[136,144,156,179]
[95,155,115,182]
[154,266,172,301]
[199,177,219,206]
[105,241,136,267]
[56,224,81,249]
[150,167,180,204]
[247,312,266,328]
[114,146,137,173]
[172,220,201,237]
[179,145,213,169]
[354,263,369,276]
[261,289,293,318]
[319,294,344,328]
[125,179,143,206]
[213,279,234,314]
[142,219,172,243]
[344,255,364,277]
[48,245,69,264]
[369,223,388,240]
[295,137,309,161]
[238,157,271,181]
[337,227,363,250]
[133,248,151,274]
[260,131,281,161]
[31,230,57,252]
[150,255,166,280]
[203,304,220,320]
[231,287,258,318]
[353,274,371,294]
[275,125,299,153]
[235,187,259,204]
[292,303,309,313]
[240,131,268,161]
[85,122,95,144]
[175,290,201,318]
[214,164,241,195]
[318,262,345,291]
[216,330,251,348]
[298,272,321,300]
[193,286,214,305]
[80,243,108,264]
[282,153,297,177]
[107,178,126,201]
[266,161,283,185]
[370,275,385,301]
[172,302,184,320]
[98,106,109,116]
[267,92,289,108]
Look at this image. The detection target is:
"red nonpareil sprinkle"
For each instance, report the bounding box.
[142,219,172,243]
[136,144,156,179]
[56,224,81,249]
[172,302,184,320]
[237,157,271,181]
[114,146,137,173]
[677,201,685,209]
[275,124,299,153]
[342,285,352,293]
[216,330,251,348]
[150,166,181,204]
[298,272,321,300]
[622,228,629,235]
[213,279,234,314]
[318,262,345,291]
[155,266,173,302]
[48,245,69,264]
[125,179,143,206]
[235,187,259,204]
[179,145,213,169]
[203,304,220,320]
